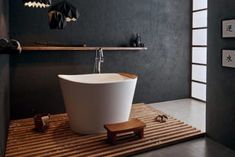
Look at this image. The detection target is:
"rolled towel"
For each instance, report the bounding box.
[9,39,22,53]
[0,38,22,53]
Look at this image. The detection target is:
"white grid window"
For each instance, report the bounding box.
[191,0,207,101]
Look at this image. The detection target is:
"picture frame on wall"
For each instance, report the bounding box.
[222,19,235,38]
[222,49,235,68]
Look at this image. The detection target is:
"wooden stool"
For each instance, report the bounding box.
[104,118,146,144]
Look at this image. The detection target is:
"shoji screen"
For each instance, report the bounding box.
[191,0,207,101]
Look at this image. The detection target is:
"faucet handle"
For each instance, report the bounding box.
[98,48,104,63]
[98,48,104,57]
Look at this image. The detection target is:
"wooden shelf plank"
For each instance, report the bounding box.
[22,46,148,51]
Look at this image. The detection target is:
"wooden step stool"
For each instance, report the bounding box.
[104,118,146,144]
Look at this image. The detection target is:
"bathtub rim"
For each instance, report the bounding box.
[57,73,138,85]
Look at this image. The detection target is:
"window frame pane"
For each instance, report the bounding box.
[193,10,207,28]
[192,29,207,46]
[191,82,207,101]
[193,0,208,11]
[192,64,207,83]
[192,47,207,64]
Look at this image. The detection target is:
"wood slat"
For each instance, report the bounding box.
[6,121,185,153]
[51,126,196,157]
[108,132,203,157]
[7,125,194,157]
[6,118,181,150]
[6,103,204,157]
[7,116,176,144]
[59,125,199,156]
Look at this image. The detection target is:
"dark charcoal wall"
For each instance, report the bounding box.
[207,0,235,150]
[0,0,9,156]
[10,0,191,119]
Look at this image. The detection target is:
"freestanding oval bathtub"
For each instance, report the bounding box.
[58,73,137,134]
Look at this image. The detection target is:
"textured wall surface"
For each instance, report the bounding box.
[0,0,9,156]
[0,56,9,157]
[0,0,8,38]
[207,0,235,150]
[10,0,191,119]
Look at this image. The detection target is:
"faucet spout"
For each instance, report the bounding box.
[94,48,104,73]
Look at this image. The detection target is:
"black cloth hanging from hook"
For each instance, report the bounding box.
[48,0,79,29]
[48,11,67,29]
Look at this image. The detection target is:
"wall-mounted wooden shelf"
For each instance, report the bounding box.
[22,46,147,51]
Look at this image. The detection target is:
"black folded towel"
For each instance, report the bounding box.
[0,38,22,54]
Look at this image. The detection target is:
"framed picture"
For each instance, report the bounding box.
[222,50,235,68]
[222,19,235,38]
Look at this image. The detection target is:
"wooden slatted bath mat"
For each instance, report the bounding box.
[5,103,205,157]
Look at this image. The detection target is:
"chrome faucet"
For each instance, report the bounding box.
[94,48,104,73]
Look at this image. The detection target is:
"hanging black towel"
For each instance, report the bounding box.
[48,11,67,29]
[48,0,79,29]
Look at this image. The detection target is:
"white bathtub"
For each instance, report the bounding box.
[58,73,137,134]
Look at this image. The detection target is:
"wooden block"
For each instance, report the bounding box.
[104,118,146,144]
[119,73,138,79]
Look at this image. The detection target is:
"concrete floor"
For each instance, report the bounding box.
[150,98,205,132]
[132,99,235,157]
[134,137,235,157]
